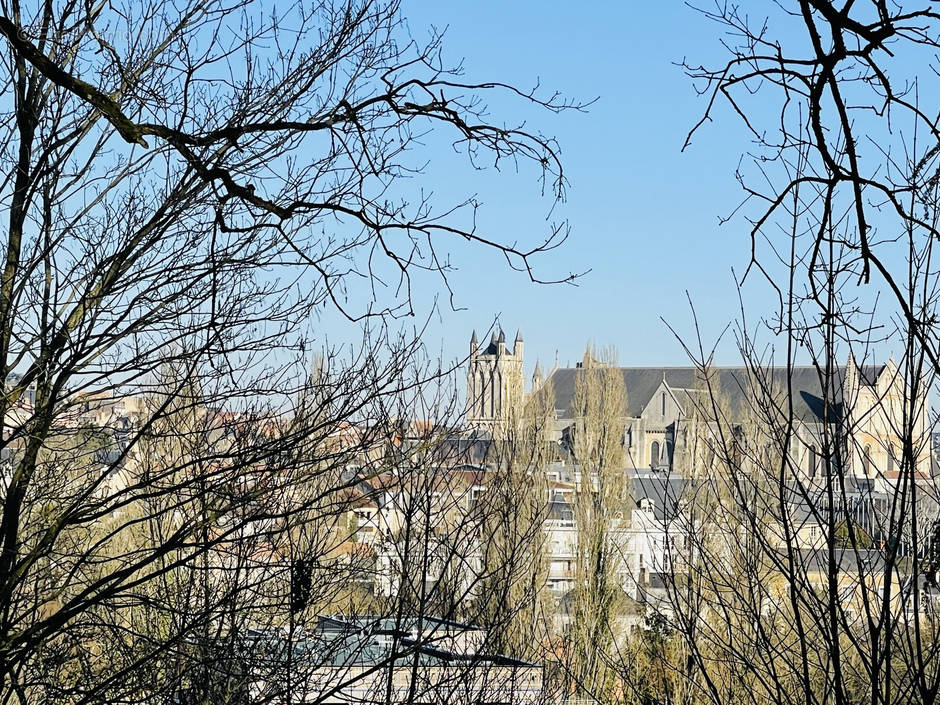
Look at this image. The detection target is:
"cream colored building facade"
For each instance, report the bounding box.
[465,329,524,431]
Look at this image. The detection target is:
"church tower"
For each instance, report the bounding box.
[466,328,524,430]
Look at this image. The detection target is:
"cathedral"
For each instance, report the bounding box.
[466,329,932,482]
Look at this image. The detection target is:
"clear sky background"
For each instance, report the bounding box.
[316,1,917,385]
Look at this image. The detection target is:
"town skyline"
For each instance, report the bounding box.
[1,2,937,702]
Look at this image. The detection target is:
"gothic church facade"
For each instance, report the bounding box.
[465,330,932,482]
[465,329,524,431]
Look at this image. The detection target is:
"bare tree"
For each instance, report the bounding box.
[0,1,582,702]
[608,4,940,705]
[470,377,556,661]
[564,347,630,701]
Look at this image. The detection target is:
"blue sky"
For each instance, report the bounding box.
[385,1,759,376]
[316,1,925,384]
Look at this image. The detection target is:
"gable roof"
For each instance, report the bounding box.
[543,365,881,423]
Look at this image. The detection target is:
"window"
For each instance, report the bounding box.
[888,443,896,472]
[650,441,660,466]
[809,445,818,479]
[862,445,871,476]
[661,392,666,416]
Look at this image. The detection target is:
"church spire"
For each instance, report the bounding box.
[532,359,543,390]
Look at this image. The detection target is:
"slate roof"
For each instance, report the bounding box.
[628,471,904,545]
[792,547,887,574]
[245,616,534,669]
[629,473,690,522]
[544,365,884,423]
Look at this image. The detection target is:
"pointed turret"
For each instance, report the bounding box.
[879,356,900,393]
[845,350,858,391]
[580,348,594,369]
[513,328,524,358]
[843,351,859,442]
[470,329,479,355]
[497,328,506,355]
[532,360,543,390]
